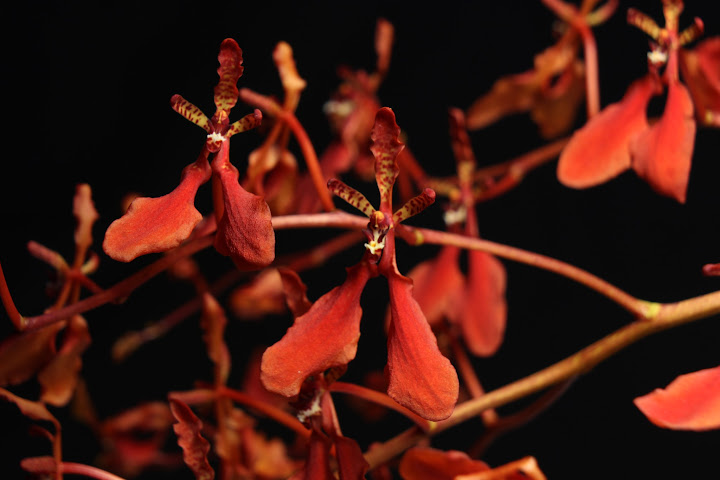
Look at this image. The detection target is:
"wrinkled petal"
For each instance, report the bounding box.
[334,434,370,480]
[557,75,659,188]
[530,60,585,139]
[680,37,720,126]
[214,38,244,114]
[459,251,507,357]
[103,157,211,262]
[399,447,489,480]
[386,270,459,421]
[213,142,275,270]
[261,263,373,397]
[634,365,720,431]
[277,268,313,317]
[406,245,464,327]
[229,268,287,320]
[200,294,230,385]
[370,107,403,211]
[38,315,91,406]
[73,184,99,253]
[466,71,539,130]
[631,80,696,203]
[169,398,215,480]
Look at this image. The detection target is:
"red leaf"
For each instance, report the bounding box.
[213,142,275,271]
[458,250,507,357]
[261,263,373,397]
[399,447,489,480]
[634,365,720,431]
[103,156,211,262]
[385,270,459,421]
[169,398,215,480]
[631,80,696,203]
[557,75,659,188]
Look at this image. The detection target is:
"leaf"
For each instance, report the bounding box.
[170,398,215,480]
[557,74,658,189]
[385,269,459,421]
[631,80,696,203]
[213,142,276,271]
[634,365,720,431]
[370,107,404,211]
[38,315,91,406]
[261,263,373,397]
[103,154,211,262]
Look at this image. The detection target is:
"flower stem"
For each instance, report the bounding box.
[364,289,720,469]
[0,259,25,329]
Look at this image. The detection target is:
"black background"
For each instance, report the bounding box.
[2,0,720,478]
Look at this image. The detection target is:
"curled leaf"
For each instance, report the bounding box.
[103,155,211,262]
[261,263,373,397]
[386,270,459,421]
[634,365,720,431]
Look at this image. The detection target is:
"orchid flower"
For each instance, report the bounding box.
[558,0,707,203]
[103,39,275,269]
[262,108,459,421]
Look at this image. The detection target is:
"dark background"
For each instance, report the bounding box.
[2,0,720,478]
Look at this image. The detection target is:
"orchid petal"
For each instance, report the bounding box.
[466,71,539,131]
[680,37,720,126]
[170,95,212,132]
[226,109,263,138]
[399,447,489,480]
[277,268,313,317]
[229,268,288,320]
[169,399,215,480]
[405,245,464,327]
[386,270,459,421]
[392,188,436,224]
[73,184,99,254]
[261,263,373,397]
[38,315,91,406]
[370,107,404,211]
[213,143,275,271]
[557,74,658,188]
[634,365,720,431]
[327,178,376,217]
[103,155,211,262]
[214,38,244,114]
[630,80,696,203]
[459,251,507,357]
[200,294,230,385]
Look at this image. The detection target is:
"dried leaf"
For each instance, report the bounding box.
[634,365,720,430]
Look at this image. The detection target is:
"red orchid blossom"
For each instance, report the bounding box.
[680,36,720,127]
[634,364,720,431]
[405,109,507,357]
[103,39,275,270]
[261,108,459,421]
[557,0,707,203]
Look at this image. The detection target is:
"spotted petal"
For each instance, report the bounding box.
[103,155,211,262]
[370,107,404,212]
[214,38,244,114]
[634,365,720,430]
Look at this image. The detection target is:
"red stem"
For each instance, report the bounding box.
[0,259,25,329]
[61,463,126,480]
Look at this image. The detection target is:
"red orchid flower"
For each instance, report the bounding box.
[104,39,274,270]
[680,36,720,127]
[558,0,706,203]
[634,364,720,431]
[262,108,458,421]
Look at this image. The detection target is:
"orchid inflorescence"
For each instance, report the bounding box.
[1,1,719,479]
